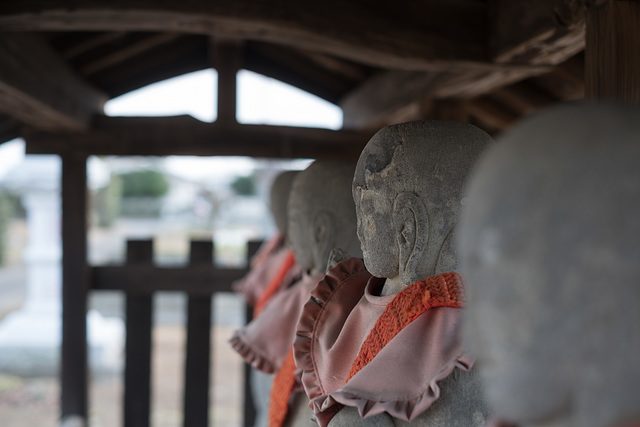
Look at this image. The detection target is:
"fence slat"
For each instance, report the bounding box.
[183,241,214,427]
[243,240,262,427]
[124,240,154,427]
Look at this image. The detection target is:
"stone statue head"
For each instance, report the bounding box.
[353,120,494,294]
[459,103,640,427]
[288,160,362,275]
[269,170,299,237]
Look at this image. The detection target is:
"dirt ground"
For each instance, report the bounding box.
[0,325,244,427]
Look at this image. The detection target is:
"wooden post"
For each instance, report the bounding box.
[124,240,154,427]
[183,240,214,427]
[242,240,262,427]
[61,152,89,422]
[586,0,640,104]
[211,38,243,125]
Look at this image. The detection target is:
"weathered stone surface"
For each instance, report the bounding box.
[269,170,299,236]
[353,120,495,295]
[327,120,495,426]
[288,160,362,274]
[459,103,640,427]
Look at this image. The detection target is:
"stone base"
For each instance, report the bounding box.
[0,308,124,377]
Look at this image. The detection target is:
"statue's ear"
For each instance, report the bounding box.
[312,210,335,272]
[393,192,428,284]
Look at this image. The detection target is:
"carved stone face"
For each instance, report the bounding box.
[287,160,361,274]
[353,184,398,279]
[287,200,315,271]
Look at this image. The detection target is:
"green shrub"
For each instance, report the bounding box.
[0,191,18,265]
[93,174,122,227]
[231,175,256,196]
[119,169,169,198]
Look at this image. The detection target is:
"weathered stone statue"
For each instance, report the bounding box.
[459,103,640,427]
[233,170,302,311]
[232,170,303,427]
[295,121,494,426]
[231,160,362,427]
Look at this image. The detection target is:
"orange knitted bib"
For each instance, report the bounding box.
[268,348,297,427]
[254,250,296,317]
[347,272,464,382]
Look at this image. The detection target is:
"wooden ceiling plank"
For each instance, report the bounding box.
[0,0,490,72]
[490,81,558,115]
[466,98,519,131]
[488,0,590,65]
[62,31,127,60]
[23,116,374,161]
[247,43,356,97]
[0,33,106,132]
[81,32,181,75]
[341,65,551,130]
[585,0,640,104]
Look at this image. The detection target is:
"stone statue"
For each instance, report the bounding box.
[232,170,302,427]
[459,103,640,427]
[287,161,362,276]
[232,170,302,309]
[231,160,362,427]
[295,120,494,426]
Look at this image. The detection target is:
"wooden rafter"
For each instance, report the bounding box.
[0,0,490,72]
[23,116,374,160]
[340,66,552,130]
[0,33,106,132]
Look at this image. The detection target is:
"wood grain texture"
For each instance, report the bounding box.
[586,0,640,104]
[24,116,373,160]
[0,33,106,131]
[488,0,588,64]
[183,241,214,427]
[341,66,551,130]
[61,153,89,421]
[0,0,489,71]
[123,240,154,427]
[91,264,248,295]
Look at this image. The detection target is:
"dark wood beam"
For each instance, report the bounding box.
[243,42,358,104]
[0,33,106,132]
[466,97,519,131]
[61,152,89,422]
[211,39,242,125]
[23,116,373,160]
[0,116,20,144]
[0,0,490,72]
[341,66,551,130]
[91,264,247,295]
[81,32,180,75]
[585,0,640,104]
[341,0,594,131]
[489,81,558,116]
[61,32,127,60]
[488,0,591,65]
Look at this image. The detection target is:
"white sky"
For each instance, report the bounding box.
[0,69,342,180]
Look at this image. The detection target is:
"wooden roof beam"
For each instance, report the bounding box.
[0,0,489,72]
[23,116,374,161]
[466,98,519,131]
[80,32,181,76]
[488,0,603,65]
[341,66,551,130]
[0,33,106,132]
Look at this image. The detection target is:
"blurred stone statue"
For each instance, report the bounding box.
[231,170,303,427]
[459,103,640,427]
[295,121,494,426]
[233,170,302,313]
[231,161,361,427]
